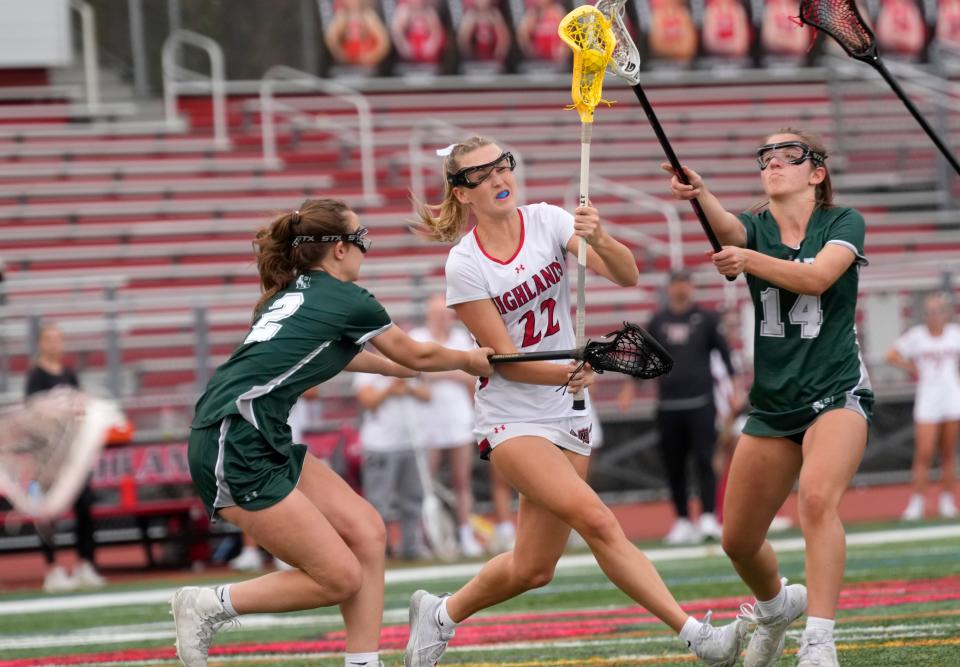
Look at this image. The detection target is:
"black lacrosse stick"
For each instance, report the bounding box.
[799,0,960,175]
[489,322,673,380]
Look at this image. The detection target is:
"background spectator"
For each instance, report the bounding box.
[936,0,960,49]
[25,323,106,593]
[701,0,751,60]
[886,293,960,521]
[617,270,735,545]
[458,0,512,66]
[760,0,810,60]
[354,374,432,560]
[876,0,926,59]
[323,0,391,69]
[390,0,447,67]
[648,0,699,65]
[516,0,569,67]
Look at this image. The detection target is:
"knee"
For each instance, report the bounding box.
[721,530,763,562]
[346,505,388,557]
[570,503,621,545]
[306,559,364,601]
[797,488,834,525]
[513,562,557,590]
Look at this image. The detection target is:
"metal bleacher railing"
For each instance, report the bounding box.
[2,27,960,465]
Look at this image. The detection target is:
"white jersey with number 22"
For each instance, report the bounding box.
[445,202,591,433]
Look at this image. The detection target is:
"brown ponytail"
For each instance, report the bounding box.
[252,198,351,319]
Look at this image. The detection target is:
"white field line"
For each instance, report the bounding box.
[1,524,957,617]
[17,622,960,665]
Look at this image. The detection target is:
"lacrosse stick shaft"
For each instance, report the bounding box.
[629,84,736,281]
[490,348,582,364]
[869,58,960,176]
[574,123,591,410]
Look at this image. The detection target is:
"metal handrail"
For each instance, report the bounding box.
[68,0,100,112]
[259,65,378,204]
[407,119,526,206]
[161,29,229,149]
[564,176,684,271]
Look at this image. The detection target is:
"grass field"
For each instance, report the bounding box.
[0,522,958,666]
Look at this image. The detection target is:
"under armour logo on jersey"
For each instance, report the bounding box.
[514,264,525,274]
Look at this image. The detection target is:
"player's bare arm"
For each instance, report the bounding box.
[345,349,419,378]
[453,299,595,393]
[567,205,640,287]
[369,324,493,376]
[715,242,855,295]
[661,163,745,246]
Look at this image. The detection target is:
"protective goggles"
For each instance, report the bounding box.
[292,226,371,253]
[756,142,826,170]
[446,151,516,188]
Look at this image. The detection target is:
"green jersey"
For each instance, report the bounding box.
[738,206,872,434]
[192,270,391,445]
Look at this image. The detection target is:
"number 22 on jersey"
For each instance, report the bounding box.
[759,288,823,339]
[245,293,304,344]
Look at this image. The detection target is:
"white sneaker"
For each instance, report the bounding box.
[73,561,106,589]
[938,492,957,519]
[665,518,702,545]
[42,565,76,594]
[489,522,516,554]
[698,512,722,541]
[458,525,485,558]
[687,611,748,667]
[739,578,807,667]
[405,590,455,667]
[273,557,295,571]
[768,515,794,533]
[796,628,838,666]
[901,494,924,521]
[171,587,238,667]
[229,546,264,572]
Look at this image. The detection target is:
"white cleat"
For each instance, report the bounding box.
[739,578,807,667]
[796,628,839,666]
[938,492,957,519]
[72,561,106,589]
[698,512,723,541]
[665,517,702,545]
[688,611,748,667]
[170,586,238,667]
[901,494,924,521]
[229,546,264,572]
[42,565,76,594]
[405,590,454,667]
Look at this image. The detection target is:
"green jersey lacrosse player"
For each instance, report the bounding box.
[663,128,870,667]
[170,198,493,667]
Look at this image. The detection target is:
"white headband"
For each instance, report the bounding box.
[435,143,458,157]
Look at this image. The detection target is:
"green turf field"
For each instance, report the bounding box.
[1,523,958,666]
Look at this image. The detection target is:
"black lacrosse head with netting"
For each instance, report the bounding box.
[799,0,876,60]
[582,322,673,379]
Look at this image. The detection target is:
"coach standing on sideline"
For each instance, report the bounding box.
[618,269,737,545]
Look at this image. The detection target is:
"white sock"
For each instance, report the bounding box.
[215,584,239,617]
[805,616,835,637]
[756,581,786,617]
[679,616,701,648]
[436,597,457,628]
[344,651,379,666]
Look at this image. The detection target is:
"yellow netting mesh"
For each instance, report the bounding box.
[558,6,616,124]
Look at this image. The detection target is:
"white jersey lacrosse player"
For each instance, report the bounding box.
[445,202,593,458]
[893,322,960,423]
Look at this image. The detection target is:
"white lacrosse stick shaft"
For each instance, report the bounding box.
[573,122,592,411]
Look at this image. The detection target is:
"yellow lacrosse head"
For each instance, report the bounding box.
[558,5,616,124]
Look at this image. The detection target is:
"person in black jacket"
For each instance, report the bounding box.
[618,269,737,544]
[25,322,106,592]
